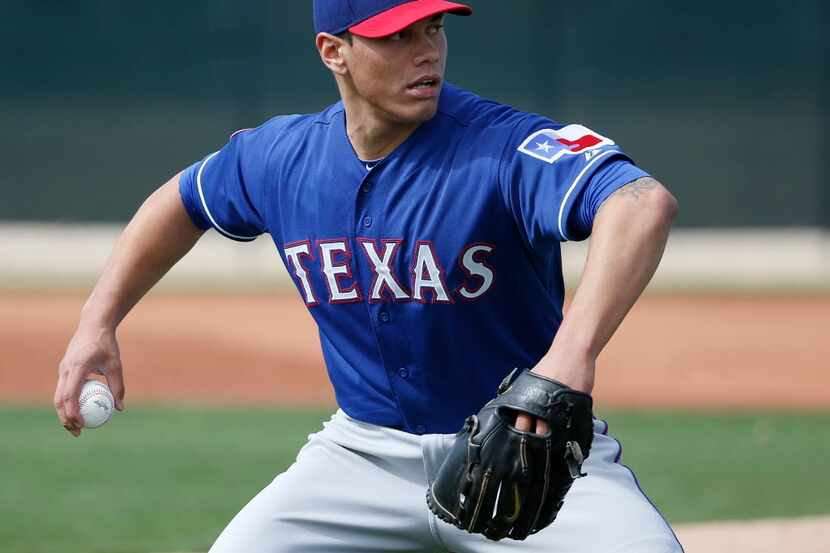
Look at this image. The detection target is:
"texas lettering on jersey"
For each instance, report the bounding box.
[282,239,495,305]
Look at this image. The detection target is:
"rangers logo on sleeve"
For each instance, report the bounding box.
[517,124,614,164]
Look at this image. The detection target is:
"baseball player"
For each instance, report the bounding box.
[55,1,683,551]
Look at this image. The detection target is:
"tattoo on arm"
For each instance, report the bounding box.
[609,177,660,201]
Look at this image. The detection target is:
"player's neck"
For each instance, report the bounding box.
[342,103,420,161]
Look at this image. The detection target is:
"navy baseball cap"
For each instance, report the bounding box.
[314,0,473,39]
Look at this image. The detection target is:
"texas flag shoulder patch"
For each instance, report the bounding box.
[517,124,615,164]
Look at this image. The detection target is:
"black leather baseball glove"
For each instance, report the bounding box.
[427,368,594,541]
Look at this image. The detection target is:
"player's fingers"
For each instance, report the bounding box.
[54,369,71,431]
[62,394,82,436]
[55,364,81,436]
[104,362,126,411]
[62,369,88,436]
[514,413,533,432]
[535,418,550,436]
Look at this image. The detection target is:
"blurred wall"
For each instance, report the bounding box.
[1,1,827,228]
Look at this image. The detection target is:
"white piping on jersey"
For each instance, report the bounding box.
[196,151,258,242]
[557,149,617,242]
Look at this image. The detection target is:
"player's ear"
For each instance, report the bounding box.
[316,32,349,76]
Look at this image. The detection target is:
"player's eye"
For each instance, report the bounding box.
[427,23,444,35]
[388,30,405,41]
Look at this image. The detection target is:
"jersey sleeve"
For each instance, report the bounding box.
[498,121,645,246]
[178,129,268,242]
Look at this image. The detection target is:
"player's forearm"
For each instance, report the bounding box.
[79,174,205,329]
[534,177,678,390]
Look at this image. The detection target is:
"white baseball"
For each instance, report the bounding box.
[78,379,115,429]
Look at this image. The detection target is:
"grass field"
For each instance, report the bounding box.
[2,407,828,553]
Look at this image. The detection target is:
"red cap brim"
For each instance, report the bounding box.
[349,0,473,38]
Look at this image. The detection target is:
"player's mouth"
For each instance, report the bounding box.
[406,75,441,99]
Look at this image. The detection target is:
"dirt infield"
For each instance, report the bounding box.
[674,515,830,553]
[2,292,828,408]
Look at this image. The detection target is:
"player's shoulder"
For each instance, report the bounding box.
[444,88,625,167]
[437,83,533,130]
[230,108,331,144]
[436,84,563,144]
[222,103,345,165]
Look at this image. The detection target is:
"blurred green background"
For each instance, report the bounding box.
[1,0,827,228]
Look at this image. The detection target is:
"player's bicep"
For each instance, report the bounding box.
[565,159,652,240]
[598,176,668,209]
[593,176,678,225]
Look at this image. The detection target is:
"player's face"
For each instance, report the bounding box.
[344,15,448,125]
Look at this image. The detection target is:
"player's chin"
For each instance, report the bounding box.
[395,99,439,125]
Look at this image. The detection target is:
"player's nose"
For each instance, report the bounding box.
[412,33,441,66]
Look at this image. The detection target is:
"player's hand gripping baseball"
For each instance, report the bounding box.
[54,175,205,437]
[55,323,125,437]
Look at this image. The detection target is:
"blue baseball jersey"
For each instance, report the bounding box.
[179,84,648,434]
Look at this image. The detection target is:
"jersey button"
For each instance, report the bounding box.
[362,216,373,228]
[415,424,427,435]
[379,310,390,323]
[398,367,409,379]
[361,182,372,193]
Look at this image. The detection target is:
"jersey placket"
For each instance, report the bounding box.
[350,163,425,434]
